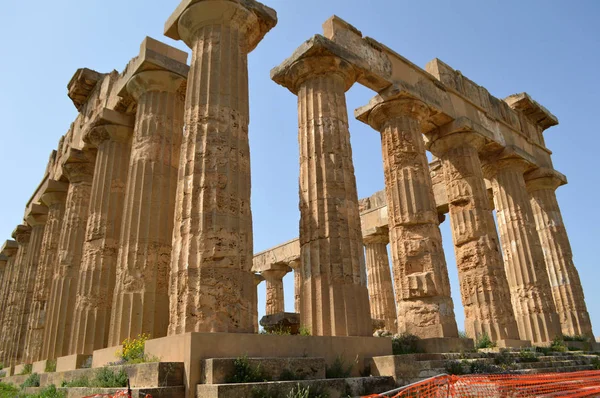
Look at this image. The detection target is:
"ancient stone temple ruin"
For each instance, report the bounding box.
[0,1,596,397]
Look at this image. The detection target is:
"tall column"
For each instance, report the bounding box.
[364,232,397,333]
[0,255,7,297]
[16,207,48,364]
[3,225,31,366]
[430,132,520,344]
[271,37,372,336]
[25,181,68,363]
[253,274,264,333]
[290,260,301,313]
[70,111,133,355]
[483,157,561,344]
[109,41,188,345]
[43,148,95,360]
[165,0,277,334]
[0,240,18,364]
[526,168,593,338]
[262,266,290,315]
[358,98,458,338]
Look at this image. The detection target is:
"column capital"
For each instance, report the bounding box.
[525,167,567,192]
[253,273,265,286]
[126,71,187,101]
[426,117,491,156]
[0,240,18,257]
[261,264,292,281]
[271,35,358,95]
[61,148,96,183]
[356,96,430,132]
[0,254,7,267]
[481,147,535,179]
[67,68,104,111]
[165,0,277,51]
[288,260,300,271]
[12,224,32,245]
[25,203,49,227]
[363,226,389,245]
[84,108,135,146]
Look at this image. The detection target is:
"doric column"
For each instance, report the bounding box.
[262,266,290,315]
[43,148,95,360]
[0,240,19,364]
[526,168,593,338]
[271,36,372,337]
[364,231,397,334]
[253,274,264,333]
[429,132,520,344]
[70,110,133,355]
[165,0,277,334]
[109,38,188,346]
[289,260,301,314]
[25,180,68,363]
[357,97,458,338]
[3,225,32,366]
[483,156,561,344]
[0,255,7,297]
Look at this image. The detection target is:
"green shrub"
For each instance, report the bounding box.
[469,361,506,374]
[592,357,600,370]
[44,360,56,373]
[299,326,311,336]
[458,330,469,339]
[494,349,514,366]
[286,384,328,398]
[562,334,587,342]
[475,333,496,349]
[279,369,304,381]
[20,373,40,388]
[26,384,65,398]
[391,333,423,355]
[19,364,33,375]
[445,360,467,375]
[518,350,539,363]
[61,367,127,388]
[61,375,89,388]
[227,355,268,383]
[535,346,552,356]
[550,336,567,353]
[325,356,352,379]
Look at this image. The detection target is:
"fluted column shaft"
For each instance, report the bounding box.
[25,190,67,362]
[485,159,561,344]
[367,99,458,338]
[290,261,301,314]
[3,227,31,366]
[109,72,184,346]
[70,126,132,355]
[263,269,288,315]
[526,172,593,338]
[252,274,264,333]
[364,235,397,333]
[43,151,95,359]
[0,244,17,364]
[431,135,520,342]
[168,3,262,335]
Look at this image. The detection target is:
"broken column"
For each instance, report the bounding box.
[356,96,459,338]
[165,0,277,334]
[25,180,68,363]
[483,155,561,344]
[526,168,594,338]
[364,229,397,333]
[108,38,188,345]
[0,240,19,364]
[70,109,133,355]
[262,265,291,315]
[271,36,372,336]
[43,148,96,360]
[429,130,522,345]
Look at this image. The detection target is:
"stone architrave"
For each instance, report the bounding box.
[108,38,188,346]
[289,260,301,314]
[271,36,372,337]
[70,109,134,355]
[24,180,68,363]
[3,225,32,366]
[429,131,521,344]
[364,230,397,334]
[526,168,594,338]
[164,0,277,334]
[43,148,96,360]
[357,97,459,338]
[253,274,264,333]
[483,155,562,344]
[0,240,19,364]
[262,265,291,315]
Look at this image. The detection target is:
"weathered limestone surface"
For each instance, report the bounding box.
[290,260,301,313]
[429,132,520,343]
[262,265,291,315]
[109,38,188,346]
[252,274,264,333]
[483,156,561,344]
[165,0,276,334]
[364,232,397,334]
[271,36,371,337]
[358,98,458,338]
[0,240,20,364]
[70,109,133,355]
[43,149,96,360]
[526,168,593,338]
[25,181,68,363]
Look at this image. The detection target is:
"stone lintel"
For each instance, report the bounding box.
[164,0,277,50]
[67,68,104,111]
[504,92,559,131]
[117,36,190,98]
[0,240,18,257]
[252,238,300,273]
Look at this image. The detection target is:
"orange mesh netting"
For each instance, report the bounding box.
[363,370,600,397]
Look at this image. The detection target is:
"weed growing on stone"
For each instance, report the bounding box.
[25,384,65,398]
[279,368,305,381]
[227,355,269,383]
[458,330,469,339]
[61,367,127,388]
[550,336,568,353]
[0,381,20,397]
[116,333,159,364]
[475,333,496,349]
[299,326,311,336]
[44,360,56,373]
[561,334,588,342]
[325,355,352,379]
[20,373,40,388]
[445,360,467,375]
[518,350,539,363]
[286,384,329,398]
[592,357,600,370]
[391,333,423,355]
[18,364,33,376]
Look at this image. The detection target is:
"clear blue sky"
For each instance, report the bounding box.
[1,1,598,337]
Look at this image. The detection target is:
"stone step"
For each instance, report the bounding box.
[195,376,395,398]
[201,357,326,384]
[515,365,596,375]
[24,386,185,398]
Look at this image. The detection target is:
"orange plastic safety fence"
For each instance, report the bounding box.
[364,370,600,397]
